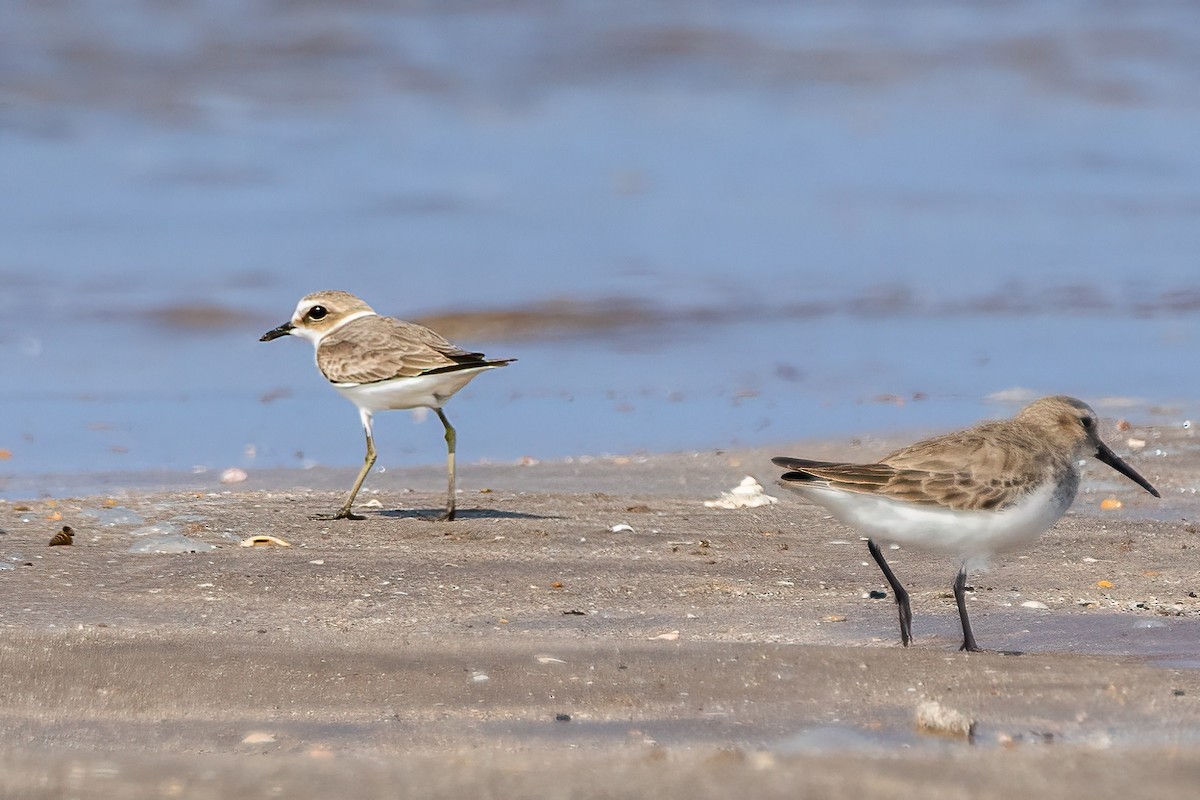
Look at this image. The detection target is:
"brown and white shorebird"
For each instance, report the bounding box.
[261,290,514,521]
[772,396,1159,651]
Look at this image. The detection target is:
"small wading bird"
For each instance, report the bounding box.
[772,396,1160,651]
[261,290,514,521]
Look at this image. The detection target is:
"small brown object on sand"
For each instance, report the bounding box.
[48,526,74,547]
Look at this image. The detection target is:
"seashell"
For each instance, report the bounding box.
[916,700,975,740]
[220,467,248,484]
[239,535,291,547]
[704,476,778,509]
[48,526,74,547]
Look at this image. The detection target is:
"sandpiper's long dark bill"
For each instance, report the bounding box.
[772,395,1159,652]
[261,290,515,522]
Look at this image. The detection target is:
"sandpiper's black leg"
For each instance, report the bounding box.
[954,565,980,652]
[867,538,912,646]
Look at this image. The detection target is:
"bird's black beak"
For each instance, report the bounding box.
[259,322,294,342]
[1095,441,1160,497]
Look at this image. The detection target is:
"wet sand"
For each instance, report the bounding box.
[2,427,1199,798]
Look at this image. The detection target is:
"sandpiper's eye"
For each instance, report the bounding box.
[1081,416,1094,429]
[307,306,328,321]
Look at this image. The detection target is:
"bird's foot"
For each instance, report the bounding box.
[959,645,1022,656]
[311,509,366,522]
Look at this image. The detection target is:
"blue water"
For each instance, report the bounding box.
[3,1,1199,491]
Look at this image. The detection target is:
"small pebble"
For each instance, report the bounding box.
[1020,600,1049,610]
[241,731,276,744]
[555,713,571,722]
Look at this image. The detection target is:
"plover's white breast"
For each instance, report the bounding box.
[333,365,501,413]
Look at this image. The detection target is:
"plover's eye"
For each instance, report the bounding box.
[1080,416,1094,429]
[307,306,328,321]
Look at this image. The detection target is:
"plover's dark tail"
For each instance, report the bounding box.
[421,356,516,376]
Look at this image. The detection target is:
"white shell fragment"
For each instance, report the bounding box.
[704,476,778,509]
[610,524,635,533]
[1020,600,1050,610]
[220,467,248,484]
[915,700,975,739]
[240,536,291,548]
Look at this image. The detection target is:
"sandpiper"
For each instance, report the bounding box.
[261,290,514,521]
[772,395,1159,651]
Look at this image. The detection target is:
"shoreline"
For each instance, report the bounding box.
[3,410,1191,503]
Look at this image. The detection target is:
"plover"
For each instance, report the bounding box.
[261,290,514,521]
[772,395,1159,651]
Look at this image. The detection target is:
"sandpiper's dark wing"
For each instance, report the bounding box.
[771,423,1056,512]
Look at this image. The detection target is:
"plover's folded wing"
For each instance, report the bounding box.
[318,316,496,383]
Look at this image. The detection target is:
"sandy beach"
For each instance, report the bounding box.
[1,421,1198,799]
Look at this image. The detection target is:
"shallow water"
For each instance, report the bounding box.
[3,1,1200,494]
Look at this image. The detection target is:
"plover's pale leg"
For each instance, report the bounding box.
[953,566,979,652]
[315,412,375,521]
[435,408,457,521]
[867,538,913,646]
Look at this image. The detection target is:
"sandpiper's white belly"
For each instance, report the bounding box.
[792,481,1074,562]
[333,366,496,413]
